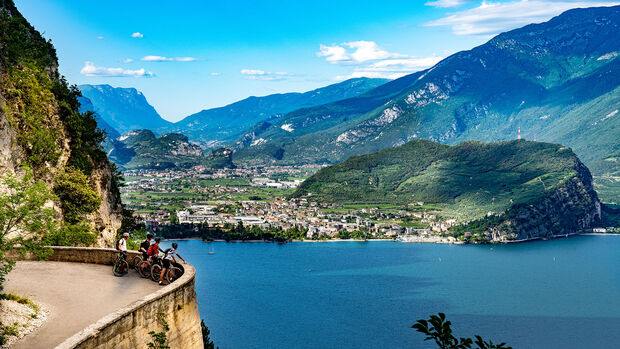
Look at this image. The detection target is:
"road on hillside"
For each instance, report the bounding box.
[5,261,161,349]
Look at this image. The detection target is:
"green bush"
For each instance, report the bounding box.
[54,167,101,224]
[42,221,97,247]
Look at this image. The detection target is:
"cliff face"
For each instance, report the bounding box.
[486,161,601,242]
[0,0,123,246]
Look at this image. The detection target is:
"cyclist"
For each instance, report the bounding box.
[117,232,129,257]
[139,233,153,260]
[114,233,129,275]
[159,242,186,286]
[147,237,161,262]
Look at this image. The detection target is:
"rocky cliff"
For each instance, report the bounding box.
[0,0,122,246]
[486,161,601,242]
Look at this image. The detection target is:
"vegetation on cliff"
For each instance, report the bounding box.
[293,139,601,240]
[0,0,123,243]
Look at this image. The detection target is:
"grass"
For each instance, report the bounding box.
[0,293,39,313]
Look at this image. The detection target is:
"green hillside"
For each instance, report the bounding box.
[293,140,601,240]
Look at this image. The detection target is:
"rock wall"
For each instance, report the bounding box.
[13,247,204,349]
[487,161,601,242]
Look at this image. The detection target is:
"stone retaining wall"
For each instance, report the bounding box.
[13,246,204,349]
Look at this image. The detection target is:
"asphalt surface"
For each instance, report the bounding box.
[4,260,161,349]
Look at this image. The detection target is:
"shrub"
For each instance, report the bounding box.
[54,167,101,224]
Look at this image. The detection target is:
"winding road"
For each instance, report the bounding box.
[5,261,160,348]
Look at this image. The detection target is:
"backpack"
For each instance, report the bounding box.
[147,244,159,256]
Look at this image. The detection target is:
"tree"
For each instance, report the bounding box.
[54,167,101,224]
[201,320,217,349]
[0,167,55,291]
[412,313,511,349]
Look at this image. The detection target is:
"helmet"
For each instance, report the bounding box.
[123,233,129,237]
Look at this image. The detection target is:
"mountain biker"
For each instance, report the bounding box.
[139,233,153,260]
[159,242,186,286]
[117,232,129,257]
[147,237,161,262]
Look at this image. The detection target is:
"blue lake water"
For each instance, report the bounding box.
[164,236,620,348]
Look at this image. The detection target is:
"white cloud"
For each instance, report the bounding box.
[140,56,196,62]
[318,41,405,64]
[131,32,144,38]
[241,69,266,75]
[240,69,291,81]
[318,45,350,62]
[319,41,443,80]
[210,72,222,76]
[96,36,104,40]
[80,61,154,77]
[425,0,470,8]
[424,0,620,36]
[121,58,134,63]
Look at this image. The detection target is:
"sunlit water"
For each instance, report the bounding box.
[162,236,620,348]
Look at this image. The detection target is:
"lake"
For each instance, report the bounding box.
[164,236,620,348]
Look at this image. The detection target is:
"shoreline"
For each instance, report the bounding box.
[166,232,620,245]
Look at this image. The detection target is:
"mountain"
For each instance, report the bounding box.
[235,5,620,199]
[78,84,172,133]
[77,96,121,140]
[165,77,389,145]
[109,130,233,170]
[0,0,122,246]
[293,139,601,242]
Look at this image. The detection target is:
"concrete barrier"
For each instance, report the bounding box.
[12,246,204,349]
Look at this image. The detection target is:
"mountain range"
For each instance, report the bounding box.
[78,77,387,146]
[234,5,619,200]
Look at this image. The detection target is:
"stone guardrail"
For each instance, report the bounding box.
[13,246,204,349]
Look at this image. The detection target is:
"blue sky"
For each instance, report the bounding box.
[15,0,619,122]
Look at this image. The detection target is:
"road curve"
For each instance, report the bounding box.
[5,261,161,349]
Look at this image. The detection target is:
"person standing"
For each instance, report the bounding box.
[139,233,153,260]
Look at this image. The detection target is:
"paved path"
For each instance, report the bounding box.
[5,261,161,349]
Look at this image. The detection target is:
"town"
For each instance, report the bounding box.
[120,165,463,242]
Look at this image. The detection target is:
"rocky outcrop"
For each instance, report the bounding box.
[486,161,601,242]
[0,0,123,246]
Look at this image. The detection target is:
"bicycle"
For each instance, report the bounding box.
[150,258,184,285]
[112,252,129,276]
[137,255,157,278]
[132,254,148,273]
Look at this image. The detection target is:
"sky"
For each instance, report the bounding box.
[15,0,620,122]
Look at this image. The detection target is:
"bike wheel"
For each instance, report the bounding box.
[165,267,183,284]
[113,260,128,277]
[131,256,143,270]
[151,264,162,282]
[137,261,150,278]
